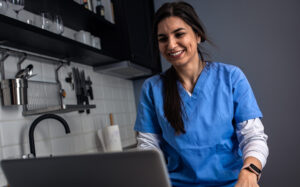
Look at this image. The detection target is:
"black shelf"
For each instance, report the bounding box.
[24,0,116,35]
[0,0,161,77]
[64,2,116,31]
[0,14,119,66]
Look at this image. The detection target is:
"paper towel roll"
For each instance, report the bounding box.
[102,125,122,152]
[97,129,107,152]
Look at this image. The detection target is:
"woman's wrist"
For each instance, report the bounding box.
[239,168,258,182]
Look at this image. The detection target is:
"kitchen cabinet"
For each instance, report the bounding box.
[0,0,161,77]
[114,0,162,75]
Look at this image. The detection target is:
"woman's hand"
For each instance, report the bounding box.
[234,169,259,187]
[235,156,262,187]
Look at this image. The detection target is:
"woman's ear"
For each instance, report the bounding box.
[197,35,201,44]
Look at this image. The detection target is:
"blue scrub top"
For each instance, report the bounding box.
[134,62,263,187]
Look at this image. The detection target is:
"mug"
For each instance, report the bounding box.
[18,10,35,25]
[91,36,101,50]
[74,30,91,46]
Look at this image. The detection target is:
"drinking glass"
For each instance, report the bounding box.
[53,15,64,35]
[6,0,24,18]
[40,12,53,31]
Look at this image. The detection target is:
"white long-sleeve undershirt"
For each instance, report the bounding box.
[136,118,269,168]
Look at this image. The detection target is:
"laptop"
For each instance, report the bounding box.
[1,150,171,187]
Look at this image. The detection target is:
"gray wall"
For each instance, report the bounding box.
[134,0,300,186]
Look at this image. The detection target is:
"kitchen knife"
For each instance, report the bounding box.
[73,67,84,113]
[86,76,94,100]
[76,68,84,113]
[80,70,90,114]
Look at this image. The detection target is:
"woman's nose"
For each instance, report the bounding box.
[167,37,177,50]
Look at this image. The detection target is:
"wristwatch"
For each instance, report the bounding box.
[242,163,262,181]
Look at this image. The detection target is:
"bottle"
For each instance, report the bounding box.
[83,0,93,11]
[83,0,89,10]
[96,0,105,18]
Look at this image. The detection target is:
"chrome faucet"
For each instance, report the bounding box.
[29,114,71,157]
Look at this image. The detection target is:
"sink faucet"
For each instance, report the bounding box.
[29,114,71,157]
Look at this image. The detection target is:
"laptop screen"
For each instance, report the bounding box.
[1,150,171,187]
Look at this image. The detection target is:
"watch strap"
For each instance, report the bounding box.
[242,163,262,181]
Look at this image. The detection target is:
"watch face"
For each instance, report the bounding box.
[250,164,261,174]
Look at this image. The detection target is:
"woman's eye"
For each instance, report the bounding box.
[158,37,168,42]
[175,33,185,38]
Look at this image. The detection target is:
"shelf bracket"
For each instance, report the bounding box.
[55,62,64,107]
[17,53,27,71]
[0,51,9,80]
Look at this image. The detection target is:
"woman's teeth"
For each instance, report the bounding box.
[169,50,184,56]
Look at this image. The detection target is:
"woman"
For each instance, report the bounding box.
[134,1,268,187]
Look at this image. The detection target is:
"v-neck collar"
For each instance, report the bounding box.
[177,62,209,100]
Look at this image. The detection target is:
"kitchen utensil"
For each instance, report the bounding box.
[15,64,33,78]
[65,72,74,90]
[1,78,28,106]
[24,65,36,79]
[86,76,93,100]
[72,67,84,113]
[24,73,37,79]
[80,70,90,113]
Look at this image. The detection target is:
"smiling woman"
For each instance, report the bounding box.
[134,1,268,187]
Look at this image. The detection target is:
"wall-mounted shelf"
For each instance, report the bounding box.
[22,104,96,116]
[0,0,161,79]
[24,0,116,33]
[0,14,119,66]
[0,47,96,116]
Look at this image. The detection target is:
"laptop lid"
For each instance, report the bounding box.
[1,150,171,187]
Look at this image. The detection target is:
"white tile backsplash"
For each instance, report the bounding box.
[0,57,137,186]
[93,85,104,100]
[41,63,56,82]
[0,105,23,121]
[81,115,95,132]
[73,134,87,153]
[93,114,108,130]
[83,132,98,150]
[51,135,75,156]
[34,140,52,157]
[2,144,23,159]
[3,56,18,74]
[0,120,28,146]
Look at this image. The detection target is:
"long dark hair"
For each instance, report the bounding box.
[153,1,209,134]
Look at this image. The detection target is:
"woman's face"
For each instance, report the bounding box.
[157,16,201,68]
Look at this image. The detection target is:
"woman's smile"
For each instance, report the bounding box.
[168,49,185,58]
